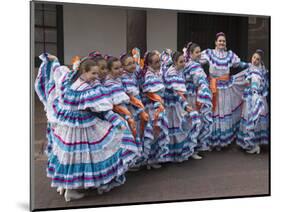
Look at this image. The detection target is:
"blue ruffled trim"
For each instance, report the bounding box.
[207,49,235,66]
[164,74,186,91]
[164,88,181,105]
[58,72,113,111]
[142,111,170,164]
[237,115,269,150]
[121,75,140,96]
[103,111,124,128]
[35,53,60,108]
[159,109,201,162]
[197,84,212,106]
[143,75,165,93]
[209,121,240,147]
[51,98,97,127]
[47,150,127,189]
[103,81,130,105]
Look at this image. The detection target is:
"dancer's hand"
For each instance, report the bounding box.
[47,54,58,61]
[185,105,193,112]
[128,118,136,129]
[129,95,145,108]
[158,104,165,112]
[196,102,202,111]
[128,118,137,138]
[140,111,149,122]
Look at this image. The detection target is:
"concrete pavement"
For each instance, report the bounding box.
[32,144,269,210]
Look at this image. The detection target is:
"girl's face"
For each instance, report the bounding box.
[175,55,185,70]
[215,36,226,50]
[82,65,100,81]
[110,61,123,78]
[251,53,261,67]
[97,59,108,80]
[123,57,136,73]
[150,54,161,71]
[190,46,201,61]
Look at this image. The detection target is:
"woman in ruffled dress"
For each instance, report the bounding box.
[200,32,249,149]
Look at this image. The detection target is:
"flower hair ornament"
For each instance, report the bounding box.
[71,55,94,71]
[88,50,102,59]
[71,55,82,71]
[104,54,113,61]
[132,47,141,66]
[71,50,103,71]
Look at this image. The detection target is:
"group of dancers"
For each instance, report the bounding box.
[34,32,269,202]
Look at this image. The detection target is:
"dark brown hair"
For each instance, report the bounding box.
[184,42,200,62]
[215,32,226,41]
[187,42,200,54]
[120,53,132,66]
[255,49,264,60]
[71,58,98,82]
[79,59,98,73]
[172,51,184,63]
[144,51,158,66]
[107,57,120,71]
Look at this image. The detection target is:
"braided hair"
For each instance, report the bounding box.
[184,42,200,62]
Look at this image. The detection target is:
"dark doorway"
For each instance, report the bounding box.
[177,13,248,61]
[126,10,147,57]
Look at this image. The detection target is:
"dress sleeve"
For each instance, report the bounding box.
[34,53,61,108]
[104,81,130,105]
[164,72,186,92]
[56,75,113,112]
[142,74,164,93]
[164,71,189,110]
[246,70,266,130]
[199,49,210,65]
[100,110,125,128]
[121,77,140,96]
[230,51,249,69]
[193,68,212,107]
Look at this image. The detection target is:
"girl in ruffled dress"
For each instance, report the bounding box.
[120,53,150,169]
[182,42,213,158]
[35,53,140,202]
[236,50,269,154]
[162,51,201,162]
[139,51,170,169]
